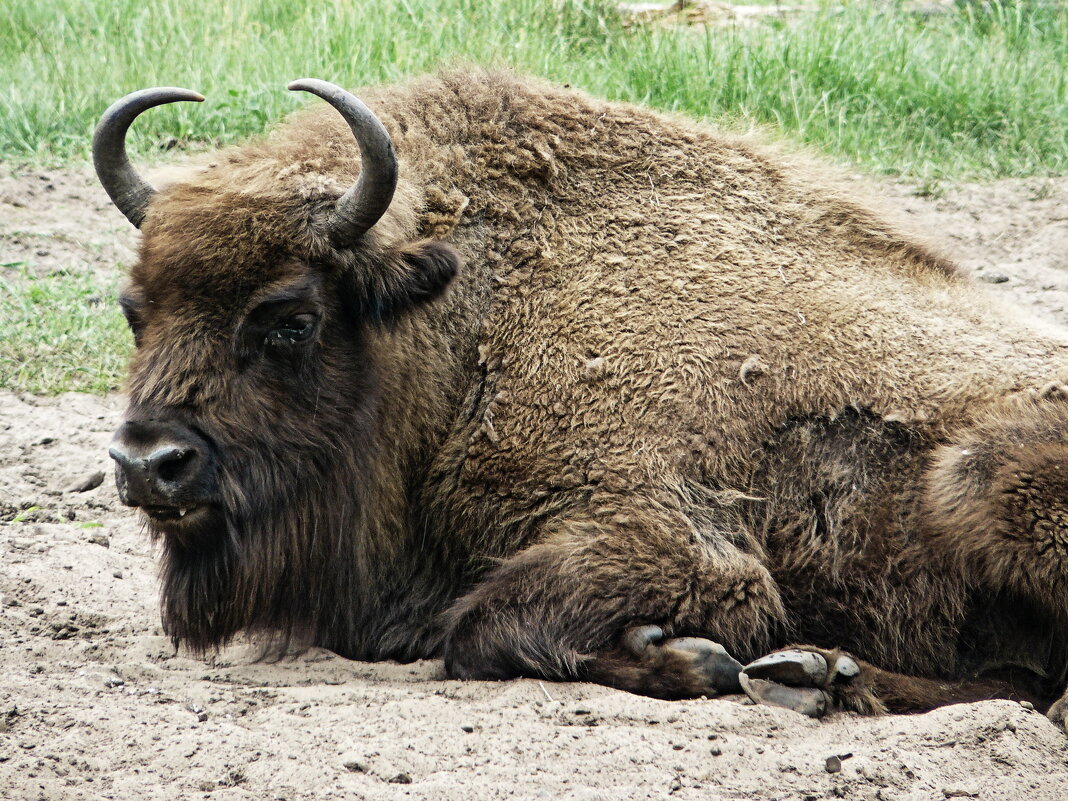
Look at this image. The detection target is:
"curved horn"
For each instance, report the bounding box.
[288,79,398,247]
[92,87,204,228]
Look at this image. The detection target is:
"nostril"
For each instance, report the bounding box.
[148,446,197,484]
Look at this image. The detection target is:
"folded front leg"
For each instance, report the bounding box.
[441,503,786,699]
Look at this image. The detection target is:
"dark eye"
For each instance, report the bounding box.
[265,313,317,346]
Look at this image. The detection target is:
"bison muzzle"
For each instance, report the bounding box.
[93,71,1068,730]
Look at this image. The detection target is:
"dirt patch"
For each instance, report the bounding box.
[2,165,1068,799]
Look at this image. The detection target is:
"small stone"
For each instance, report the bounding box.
[112,571,123,579]
[826,755,843,773]
[943,786,979,798]
[979,273,1009,284]
[388,773,412,784]
[342,760,367,773]
[88,533,109,548]
[710,746,722,756]
[104,677,124,688]
[460,725,474,733]
[1020,701,1035,711]
[65,472,104,493]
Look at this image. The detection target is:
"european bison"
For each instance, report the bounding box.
[95,72,1068,727]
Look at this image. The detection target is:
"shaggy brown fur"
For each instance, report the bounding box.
[111,70,1068,727]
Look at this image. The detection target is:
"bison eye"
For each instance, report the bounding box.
[265,313,317,346]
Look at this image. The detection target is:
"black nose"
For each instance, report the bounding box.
[109,420,215,508]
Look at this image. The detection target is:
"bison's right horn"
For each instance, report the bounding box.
[288,79,398,248]
[92,87,205,229]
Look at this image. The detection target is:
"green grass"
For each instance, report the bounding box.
[0,267,130,394]
[0,0,1065,180]
[1,0,1067,395]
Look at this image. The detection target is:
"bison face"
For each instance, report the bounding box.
[94,80,458,652]
[109,261,335,548]
[110,240,456,548]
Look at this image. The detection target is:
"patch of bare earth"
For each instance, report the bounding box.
[2,165,1068,800]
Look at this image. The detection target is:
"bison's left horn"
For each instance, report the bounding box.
[92,87,205,228]
[288,79,398,247]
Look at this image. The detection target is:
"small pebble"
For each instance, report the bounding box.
[979,273,1009,284]
[1021,701,1035,711]
[461,725,474,733]
[342,760,367,773]
[388,773,412,784]
[826,755,842,774]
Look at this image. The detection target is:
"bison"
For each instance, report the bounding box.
[94,71,1068,728]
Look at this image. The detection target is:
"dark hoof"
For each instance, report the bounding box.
[664,636,744,694]
[742,649,828,686]
[623,624,665,656]
[621,625,743,695]
[739,649,861,718]
[738,675,827,716]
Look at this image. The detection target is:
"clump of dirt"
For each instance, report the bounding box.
[2,165,1068,800]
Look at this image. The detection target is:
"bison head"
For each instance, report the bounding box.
[93,80,459,655]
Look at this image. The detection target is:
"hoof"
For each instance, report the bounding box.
[739,649,861,718]
[620,625,743,695]
[742,649,828,686]
[738,675,827,717]
[664,636,744,694]
[623,624,665,656]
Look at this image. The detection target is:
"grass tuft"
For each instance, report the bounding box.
[0,267,130,394]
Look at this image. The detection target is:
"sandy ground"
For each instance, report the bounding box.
[2,164,1068,800]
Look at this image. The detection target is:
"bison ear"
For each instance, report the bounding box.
[351,240,460,325]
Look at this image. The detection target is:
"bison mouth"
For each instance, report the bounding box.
[140,503,222,545]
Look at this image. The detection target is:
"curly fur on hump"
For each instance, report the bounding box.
[118,70,1068,710]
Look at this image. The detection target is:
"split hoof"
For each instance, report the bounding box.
[742,649,828,686]
[738,675,827,717]
[621,625,743,695]
[739,648,862,718]
[663,636,744,694]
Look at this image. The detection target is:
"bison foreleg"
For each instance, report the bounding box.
[739,646,1033,717]
[441,512,786,699]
